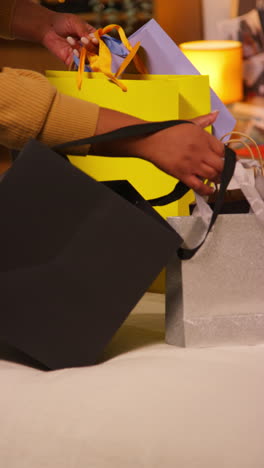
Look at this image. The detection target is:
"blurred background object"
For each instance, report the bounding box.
[180,39,243,104]
[218,8,264,98]
[40,0,153,35]
[232,0,263,16]
[38,1,203,41]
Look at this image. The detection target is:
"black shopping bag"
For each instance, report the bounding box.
[0,120,187,370]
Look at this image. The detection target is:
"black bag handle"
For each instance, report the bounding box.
[54,119,192,151]
[54,119,192,206]
[147,181,190,206]
[54,119,237,257]
[177,145,237,260]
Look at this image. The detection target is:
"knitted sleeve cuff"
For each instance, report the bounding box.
[39,92,100,155]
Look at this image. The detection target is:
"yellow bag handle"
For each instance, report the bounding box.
[77,24,148,91]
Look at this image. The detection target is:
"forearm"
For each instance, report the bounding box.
[0,68,150,155]
[0,68,155,160]
[0,0,17,39]
[0,67,224,196]
[0,67,99,153]
[91,107,149,158]
[11,0,54,43]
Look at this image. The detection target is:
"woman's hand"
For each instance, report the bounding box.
[142,110,224,196]
[92,108,225,196]
[11,0,98,65]
[41,12,98,66]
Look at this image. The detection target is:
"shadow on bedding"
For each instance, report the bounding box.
[100,312,165,362]
[0,312,165,368]
[0,341,48,370]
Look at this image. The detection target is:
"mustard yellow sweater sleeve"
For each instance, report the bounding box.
[0,67,100,154]
[0,0,17,39]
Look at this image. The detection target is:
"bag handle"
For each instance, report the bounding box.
[54,119,192,150]
[177,145,237,260]
[54,119,193,205]
[77,24,147,91]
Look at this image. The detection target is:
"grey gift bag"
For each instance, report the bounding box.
[166,150,264,348]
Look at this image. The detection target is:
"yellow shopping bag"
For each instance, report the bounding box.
[46,71,211,292]
[46,71,210,219]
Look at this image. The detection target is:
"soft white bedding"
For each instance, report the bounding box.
[1,293,264,468]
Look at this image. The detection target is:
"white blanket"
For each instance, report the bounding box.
[1,293,264,468]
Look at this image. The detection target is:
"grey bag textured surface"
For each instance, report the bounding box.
[166,214,264,347]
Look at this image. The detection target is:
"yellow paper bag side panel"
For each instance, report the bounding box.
[48,76,181,120]
[47,73,210,293]
[47,74,210,220]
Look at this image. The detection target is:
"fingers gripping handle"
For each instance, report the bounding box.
[177,145,237,260]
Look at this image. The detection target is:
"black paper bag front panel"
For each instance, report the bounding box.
[0,140,181,370]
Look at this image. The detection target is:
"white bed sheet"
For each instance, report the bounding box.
[1,293,264,468]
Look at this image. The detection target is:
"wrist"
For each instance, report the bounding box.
[91,107,148,157]
[11,0,54,44]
